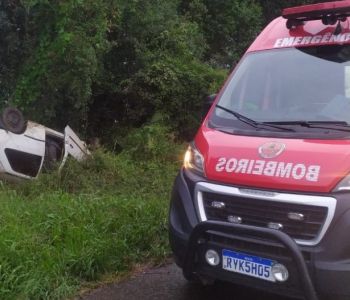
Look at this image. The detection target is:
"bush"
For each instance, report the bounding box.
[122,122,177,162]
[124,58,226,139]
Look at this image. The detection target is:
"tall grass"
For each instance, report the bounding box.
[0,125,183,299]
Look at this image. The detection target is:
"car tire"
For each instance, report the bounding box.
[1,107,27,134]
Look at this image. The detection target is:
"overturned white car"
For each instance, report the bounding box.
[0,107,89,180]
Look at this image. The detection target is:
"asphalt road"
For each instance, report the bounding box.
[81,264,293,300]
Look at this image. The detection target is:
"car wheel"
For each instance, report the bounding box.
[1,107,27,134]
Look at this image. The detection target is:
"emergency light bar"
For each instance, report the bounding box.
[283,0,350,29]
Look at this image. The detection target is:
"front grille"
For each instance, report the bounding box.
[202,191,328,241]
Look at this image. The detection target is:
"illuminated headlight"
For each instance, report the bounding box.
[271,263,289,282]
[333,174,350,192]
[205,249,220,266]
[184,143,205,175]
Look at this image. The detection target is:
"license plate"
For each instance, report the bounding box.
[222,249,276,282]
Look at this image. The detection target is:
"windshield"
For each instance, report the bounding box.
[210,45,350,136]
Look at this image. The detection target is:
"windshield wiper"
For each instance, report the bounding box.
[265,121,350,132]
[215,105,295,132]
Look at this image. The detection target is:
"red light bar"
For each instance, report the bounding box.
[283,0,350,20]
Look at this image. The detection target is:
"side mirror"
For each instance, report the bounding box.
[202,94,217,119]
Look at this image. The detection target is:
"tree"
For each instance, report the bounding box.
[13,0,116,132]
[181,0,262,68]
[0,0,27,103]
[89,0,225,140]
[0,0,224,140]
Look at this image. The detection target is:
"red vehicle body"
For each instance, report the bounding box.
[169,2,350,300]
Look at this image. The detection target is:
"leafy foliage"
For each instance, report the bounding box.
[0,0,27,102]
[180,0,263,67]
[12,0,116,132]
[89,0,225,140]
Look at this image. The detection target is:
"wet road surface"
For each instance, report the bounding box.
[81,264,293,300]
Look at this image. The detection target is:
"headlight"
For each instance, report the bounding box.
[184,143,205,175]
[333,174,350,192]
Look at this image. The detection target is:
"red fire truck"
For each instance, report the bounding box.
[169,1,350,300]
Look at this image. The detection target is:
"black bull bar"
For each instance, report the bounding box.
[183,221,318,300]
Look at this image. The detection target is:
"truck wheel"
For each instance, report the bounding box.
[1,107,27,134]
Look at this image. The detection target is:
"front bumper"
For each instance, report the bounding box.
[169,169,350,300]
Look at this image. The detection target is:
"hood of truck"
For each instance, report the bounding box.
[195,126,350,193]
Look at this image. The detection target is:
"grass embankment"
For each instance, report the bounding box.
[0,126,182,299]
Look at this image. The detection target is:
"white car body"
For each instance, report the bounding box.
[0,121,90,180]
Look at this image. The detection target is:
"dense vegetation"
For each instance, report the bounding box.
[0,0,335,299]
[0,124,181,299]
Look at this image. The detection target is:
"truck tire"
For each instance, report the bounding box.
[1,107,27,134]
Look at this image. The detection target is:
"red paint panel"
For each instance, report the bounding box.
[195,125,350,193]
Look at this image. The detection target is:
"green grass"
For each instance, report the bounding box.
[0,144,183,299]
